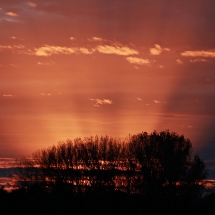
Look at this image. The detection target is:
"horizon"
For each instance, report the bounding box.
[0,1,215,182]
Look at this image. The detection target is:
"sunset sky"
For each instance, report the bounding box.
[0,0,215,176]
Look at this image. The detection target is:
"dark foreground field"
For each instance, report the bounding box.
[1,189,215,215]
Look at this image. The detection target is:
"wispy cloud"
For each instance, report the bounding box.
[40,93,51,96]
[91,37,104,42]
[27,2,37,8]
[79,47,95,54]
[149,44,170,55]
[136,98,142,101]
[126,57,150,65]
[34,45,95,56]
[176,59,183,64]
[35,45,77,56]
[6,12,18,17]
[0,45,26,53]
[190,58,208,63]
[96,45,138,56]
[69,37,76,41]
[154,100,161,104]
[37,61,55,66]
[181,50,215,58]
[89,98,113,107]
[3,94,15,97]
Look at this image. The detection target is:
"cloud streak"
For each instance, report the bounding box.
[27,2,37,8]
[150,44,170,55]
[181,50,215,58]
[96,45,138,56]
[6,12,18,17]
[126,57,150,65]
[89,98,113,107]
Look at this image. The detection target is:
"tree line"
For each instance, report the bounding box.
[14,130,207,198]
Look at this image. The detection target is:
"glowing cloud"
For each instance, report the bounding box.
[154,100,161,104]
[176,59,183,64]
[6,12,18,17]
[34,45,95,56]
[181,50,215,58]
[40,93,51,96]
[3,94,14,97]
[190,59,208,63]
[149,44,170,55]
[0,45,26,54]
[136,98,142,101]
[91,37,104,42]
[28,2,37,7]
[150,44,162,55]
[96,45,138,56]
[35,45,77,56]
[69,37,76,41]
[89,98,113,107]
[37,61,54,66]
[126,57,150,65]
[79,48,95,54]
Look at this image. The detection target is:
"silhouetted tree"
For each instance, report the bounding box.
[14,131,207,199]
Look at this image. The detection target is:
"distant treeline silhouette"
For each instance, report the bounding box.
[15,130,207,198]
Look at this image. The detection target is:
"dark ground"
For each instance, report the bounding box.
[1,189,215,215]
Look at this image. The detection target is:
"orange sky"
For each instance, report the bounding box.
[0,0,215,176]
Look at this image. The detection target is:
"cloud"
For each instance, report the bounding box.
[28,2,37,7]
[150,44,162,55]
[6,12,18,17]
[37,61,55,66]
[0,45,12,50]
[176,59,183,64]
[0,45,26,54]
[91,37,104,42]
[190,58,208,63]
[69,37,76,41]
[79,47,95,54]
[35,45,77,56]
[149,44,170,55]
[34,45,95,56]
[181,50,215,58]
[136,98,142,101]
[89,98,113,107]
[126,57,150,65]
[3,94,14,97]
[40,93,51,96]
[96,45,138,56]
[35,44,137,57]
[154,100,161,104]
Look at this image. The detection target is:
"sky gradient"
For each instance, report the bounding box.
[0,1,215,176]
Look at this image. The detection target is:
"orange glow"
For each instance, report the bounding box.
[0,0,215,179]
